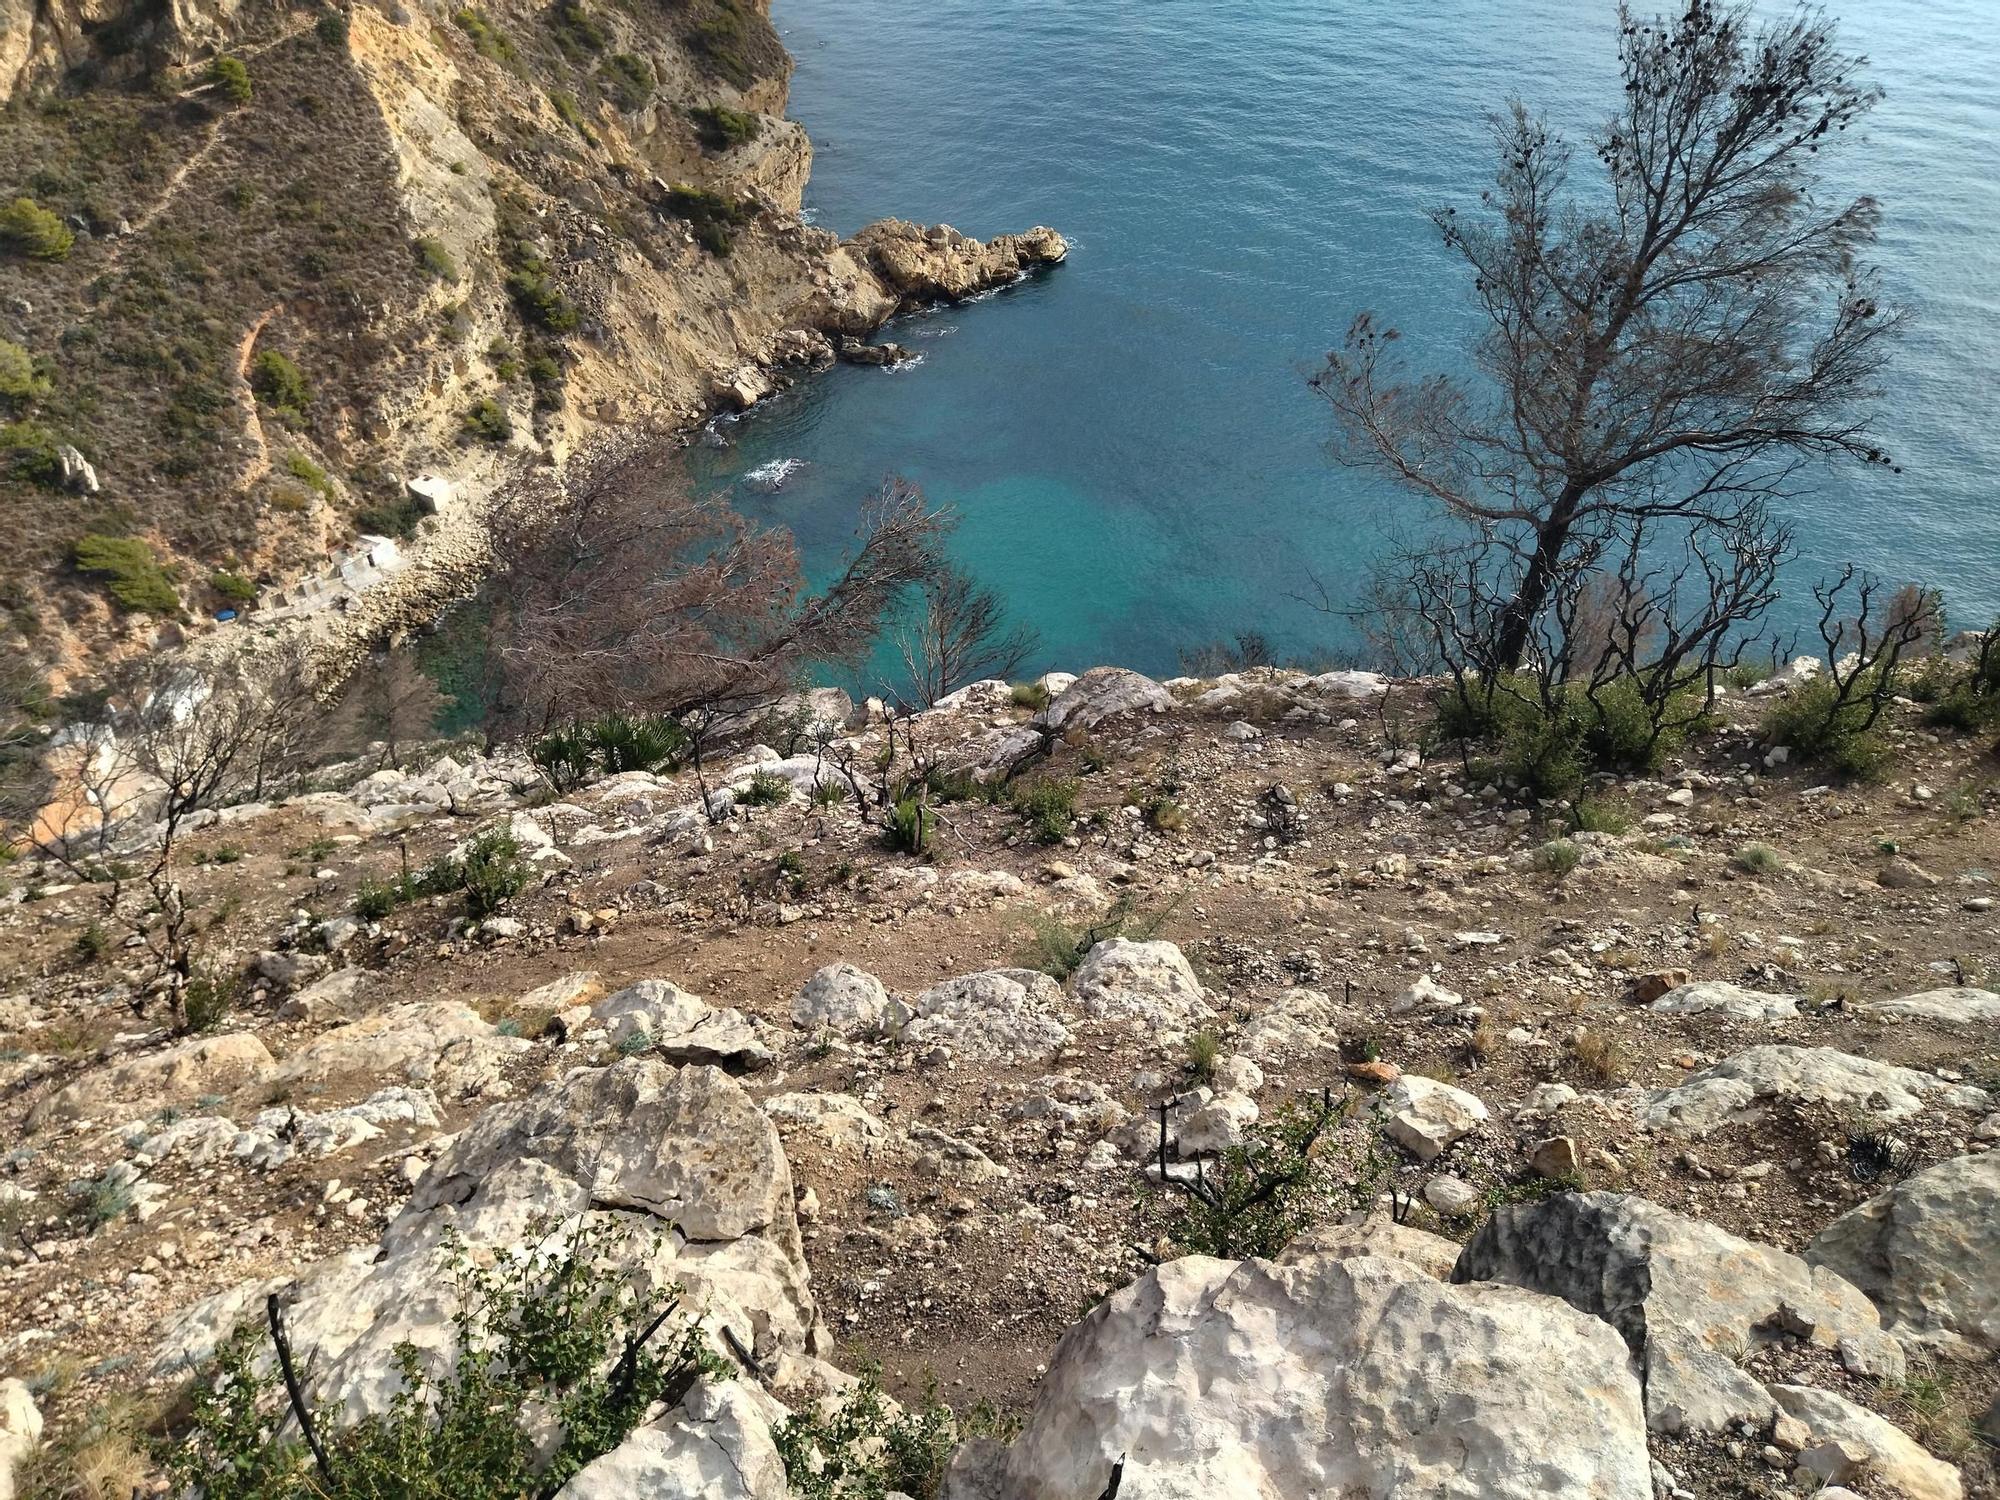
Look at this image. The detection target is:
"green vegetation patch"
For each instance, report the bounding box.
[210,56,253,104]
[690,103,760,151]
[73,534,180,613]
[249,350,310,424]
[663,184,755,257]
[601,52,654,111]
[0,196,74,260]
[452,7,518,65]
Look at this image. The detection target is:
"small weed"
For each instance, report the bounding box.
[1009,681,1050,711]
[1533,839,1582,880]
[739,769,792,808]
[1012,776,1079,843]
[1571,799,1631,835]
[1732,842,1782,876]
[1185,1029,1221,1085]
[1568,1027,1627,1083]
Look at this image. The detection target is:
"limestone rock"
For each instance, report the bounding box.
[904,969,1069,1061]
[0,1377,42,1500]
[29,1032,273,1126]
[790,963,905,1039]
[552,1381,791,1499]
[1379,1075,1488,1162]
[1453,1192,1904,1433]
[1878,857,1941,890]
[847,219,1067,308]
[594,980,774,1072]
[1278,1215,1462,1280]
[1805,1153,2000,1355]
[947,1252,1651,1499]
[1769,1385,1962,1500]
[1637,1046,1987,1137]
[763,1092,890,1154]
[1034,666,1173,734]
[244,1061,818,1422]
[1392,974,1464,1013]
[1860,988,2000,1025]
[1072,939,1212,1027]
[271,1002,498,1087]
[1648,981,1798,1021]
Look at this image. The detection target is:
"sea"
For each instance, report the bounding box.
[681,0,2000,685]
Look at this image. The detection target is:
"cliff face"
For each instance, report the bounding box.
[0,0,1062,682]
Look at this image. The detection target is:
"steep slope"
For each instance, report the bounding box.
[0,0,1062,683]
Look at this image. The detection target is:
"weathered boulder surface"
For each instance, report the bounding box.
[944,1251,1652,1500]
[593,980,775,1072]
[1072,939,1212,1027]
[1648,981,1798,1021]
[552,1380,793,1500]
[0,1377,42,1500]
[155,1061,817,1423]
[1379,1074,1488,1162]
[1859,988,2000,1025]
[1636,1046,1988,1137]
[1036,667,1174,734]
[29,1032,274,1126]
[1769,1384,1963,1500]
[270,1001,506,1087]
[790,963,905,1040]
[903,969,1069,1061]
[1279,1215,1462,1280]
[1806,1153,2000,1356]
[1453,1192,1903,1433]
[846,220,1067,308]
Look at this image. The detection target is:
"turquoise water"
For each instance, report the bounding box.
[687,0,2000,680]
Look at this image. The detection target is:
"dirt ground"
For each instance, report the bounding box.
[2,672,1997,1494]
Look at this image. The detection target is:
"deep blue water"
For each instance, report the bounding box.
[687,0,2000,680]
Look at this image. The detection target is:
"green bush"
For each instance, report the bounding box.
[602,52,654,110]
[1009,680,1050,711]
[461,397,512,442]
[1532,838,1581,880]
[414,235,460,282]
[550,0,606,54]
[586,711,687,774]
[548,89,593,140]
[0,197,74,261]
[0,419,62,485]
[353,876,405,921]
[775,1369,990,1500]
[884,793,932,855]
[1759,677,1892,780]
[452,7,517,64]
[1732,842,1782,875]
[739,769,792,807]
[504,263,578,331]
[1144,1093,1361,1261]
[249,350,310,423]
[420,828,533,918]
[690,103,760,150]
[0,339,50,405]
[73,534,179,614]
[1011,775,1079,843]
[209,569,257,604]
[285,450,333,495]
[169,1224,722,1499]
[1571,798,1631,835]
[210,55,252,103]
[354,496,426,538]
[181,968,237,1032]
[663,184,755,256]
[1017,893,1172,980]
[1430,674,1699,800]
[688,3,756,88]
[316,11,349,46]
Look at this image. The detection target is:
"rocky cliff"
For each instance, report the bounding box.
[0,0,1063,683]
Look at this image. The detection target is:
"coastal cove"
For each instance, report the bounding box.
[689,0,2000,682]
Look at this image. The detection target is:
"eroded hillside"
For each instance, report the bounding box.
[0,0,1062,683]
